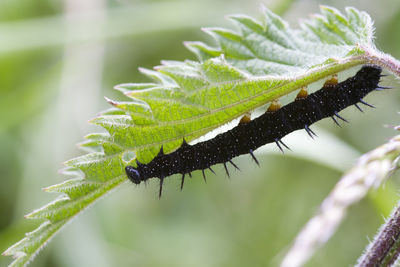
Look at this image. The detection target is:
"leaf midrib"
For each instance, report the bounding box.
[123,54,367,152]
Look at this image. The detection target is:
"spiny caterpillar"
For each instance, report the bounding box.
[126,65,388,197]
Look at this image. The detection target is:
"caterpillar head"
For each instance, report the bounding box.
[125,166,142,184]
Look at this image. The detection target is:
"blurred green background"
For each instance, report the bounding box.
[1,0,400,266]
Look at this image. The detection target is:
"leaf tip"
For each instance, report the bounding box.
[42,185,52,192]
[182,40,193,47]
[200,27,212,34]
[200,27,221,36]
[318,4,330,10]
[137,66,146,72]
[259,2,267,11]
[113,84,127,93]
[1,248,10,256]
[104,96,118,107]
[87,116,102,125]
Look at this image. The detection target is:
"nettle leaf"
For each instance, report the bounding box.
[5,5,392,267]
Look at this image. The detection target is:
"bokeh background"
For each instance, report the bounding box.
[1,0,400,266]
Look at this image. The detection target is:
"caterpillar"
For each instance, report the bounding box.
[125,65,388,197]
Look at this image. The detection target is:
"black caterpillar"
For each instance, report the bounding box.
[126,65,388,197]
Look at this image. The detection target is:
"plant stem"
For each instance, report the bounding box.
[356,201,400,267]
[281,135,400,267]
[361,45,400,77]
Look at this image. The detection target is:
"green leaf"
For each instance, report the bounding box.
[6,5,395,267]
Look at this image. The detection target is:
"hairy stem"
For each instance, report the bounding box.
[356,201,400,267]
[281,134,400,267]
[362,45,400,77]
